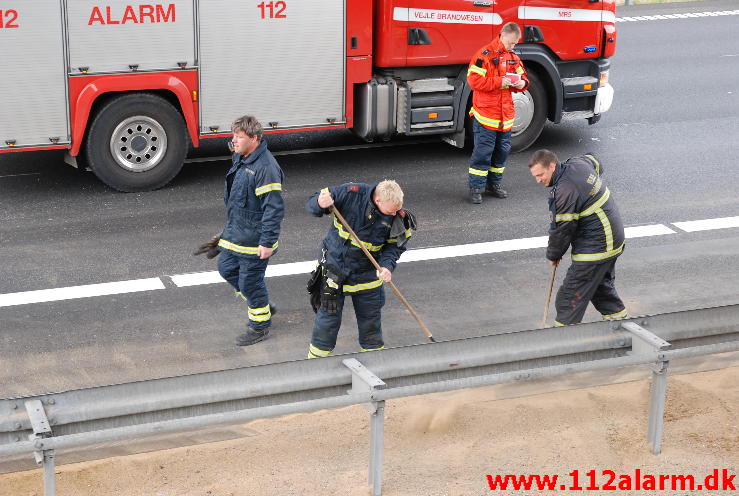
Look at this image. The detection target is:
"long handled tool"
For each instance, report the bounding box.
[330,205,435,342]
[539,264,558,328]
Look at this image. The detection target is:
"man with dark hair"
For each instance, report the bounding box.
[467,22,529,204]
[529,149,628,326]
[196,115,285,346]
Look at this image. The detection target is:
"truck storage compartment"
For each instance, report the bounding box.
[0,0,69,148]
[66,0,195,74]
[199,0,345,133]
[397,78,456,133]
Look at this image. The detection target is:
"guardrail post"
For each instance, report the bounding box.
[647,360,670,455]
[25,399,55,496]
[368,400,385,493]
[343,358,387,496]
[620,321,671,455]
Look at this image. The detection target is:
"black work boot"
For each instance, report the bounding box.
[236,326,270,346]
[486,184,508,199]
[470,188,483,204]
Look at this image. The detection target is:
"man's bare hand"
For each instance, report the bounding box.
[548,259,560,267]
[514,80,526,89]
[258,245,274,259]
[501,77,513,88]
[376,267,392,283]
[318,190,334,209]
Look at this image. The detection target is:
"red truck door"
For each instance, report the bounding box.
[402,0,499,66]
[519,0,605,60]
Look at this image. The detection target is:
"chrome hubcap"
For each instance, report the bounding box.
[511,90,535,137]
[110,116,167,172]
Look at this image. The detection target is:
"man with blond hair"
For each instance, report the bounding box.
[305,180,416,358]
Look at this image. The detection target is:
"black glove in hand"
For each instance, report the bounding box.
[192,235,221,259]
[320,268,343,314]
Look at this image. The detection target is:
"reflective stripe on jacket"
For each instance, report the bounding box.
[467,37,529,132]
[547,155,625,263]
[219,139,285,257]
[305,183,410,288]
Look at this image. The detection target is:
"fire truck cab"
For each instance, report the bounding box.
[0,0,616,191]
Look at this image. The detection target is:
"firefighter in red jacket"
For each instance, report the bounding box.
[467,22,529,204]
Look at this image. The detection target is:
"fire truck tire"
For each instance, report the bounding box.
[510,71,547,153]
[85,94,187,192]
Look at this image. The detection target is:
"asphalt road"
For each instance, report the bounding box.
[1,1,738,396]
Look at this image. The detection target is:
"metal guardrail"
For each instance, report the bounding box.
[1,304,738,496]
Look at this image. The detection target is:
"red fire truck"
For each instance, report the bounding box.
[0,1,616,191]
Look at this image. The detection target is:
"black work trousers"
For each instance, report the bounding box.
[554,257,626,326]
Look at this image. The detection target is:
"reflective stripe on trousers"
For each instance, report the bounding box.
[218,250,272,330]
[309,284,385,357]
[469,120,511,189]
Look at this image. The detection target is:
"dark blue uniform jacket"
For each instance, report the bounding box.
[547,154,624,263]
[306,183,411,287]
[219,139,284,256]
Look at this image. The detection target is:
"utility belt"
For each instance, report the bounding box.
[307,250,382,313]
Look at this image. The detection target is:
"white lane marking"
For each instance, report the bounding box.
[169,224,676,288]
[0,278,165,308]
[672,216,739,232]
[170,238,550,288]
[399,236,547,263]
[170,260,317,288]
[617,10,739,22]
[170,272,224,287]
[623,224,676,238]
[1,218,731,303]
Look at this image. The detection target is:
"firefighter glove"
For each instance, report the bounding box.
[193,234,221,259]
[389,208,417,248]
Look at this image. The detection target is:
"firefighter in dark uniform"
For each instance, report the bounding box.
[528,149,628,325]
[194,115,285,346]
[305,180,415,358]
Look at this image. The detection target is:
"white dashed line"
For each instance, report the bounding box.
[171,260,317,288]
[617,10,739,22]
[0,218,735,306]
[672,216,739,233]
[399,236,548,263]
[122,224,682,289]
[0,278,166,308]
[623,224,676,238]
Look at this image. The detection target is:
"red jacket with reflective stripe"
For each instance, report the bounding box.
[467,38,529,131]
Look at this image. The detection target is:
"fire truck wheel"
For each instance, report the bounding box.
[510,71,547,153]
[85,94,187,192]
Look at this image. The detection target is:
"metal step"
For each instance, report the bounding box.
[561,110,595,120]
[407,78,454,94]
